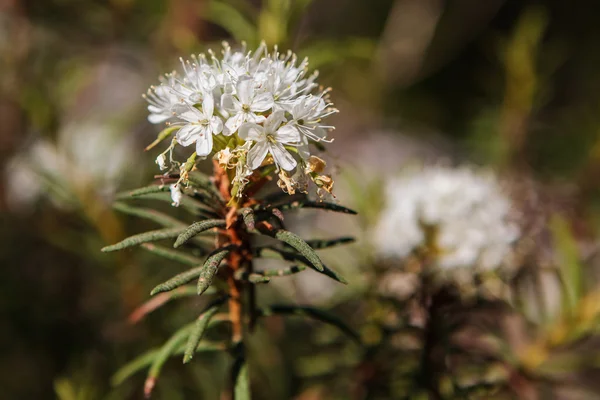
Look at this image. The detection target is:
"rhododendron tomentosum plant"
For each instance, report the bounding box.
[102,42,357,398]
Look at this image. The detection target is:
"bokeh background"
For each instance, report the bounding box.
[3,0,600,398]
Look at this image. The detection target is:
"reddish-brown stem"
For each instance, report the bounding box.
[212,160,255,344]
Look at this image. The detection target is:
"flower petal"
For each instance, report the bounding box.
[264,110,286,133]
[238,123,264,141]
[236,78,253,105]
[270,142,297,171]
[248,114,266,124]
[275,124,301,144]
[176,125,200,147]
[148,113,169,124]
[297,142,310,160]
[224,112,246,135]
[210,117,223,134]
[195,128,214,156]
[178,109,203,123]
[251,92,274,112]
[247,141,269,170]
[202,92,214,116]
[221,93,238,112]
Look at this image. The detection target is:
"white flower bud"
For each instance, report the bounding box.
[156,154,167,170]
[170,184,182,207]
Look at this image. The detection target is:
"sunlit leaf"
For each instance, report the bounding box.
[197,247,232,295]
[101,228,184,252]
[174,219,226,248]
[150,266,204,296]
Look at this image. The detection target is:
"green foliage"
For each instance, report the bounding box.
[233,361,250,400]
[305,237,355,250]
[140,244,203,266]
[259,305,361,343]
[150,266,205,296]
[174,219,226,248]
[257,265,306,277]
[270,229,325,272]
[187,171,225,204]
[197,247,232,295]
[116,185,170,199]
[550,214,585,315]
[113,202,184,228]
[263,200,357,215]
[254,245,348,284]
[101,228,184,252]
[145,323,196,396]
[184,302,224,363]
[103,163,355,397]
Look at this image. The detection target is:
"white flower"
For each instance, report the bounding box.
[373,166,520,272]
[221,78,274,135]
[172,93,223,156]
[177,56,217,103]
[239,111,300,171]
[170,184,183,207]
[284,95,336,143]
[144,73,189,124]
[144,42,338,196]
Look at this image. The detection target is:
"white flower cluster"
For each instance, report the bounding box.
[144,42,337,195]
[374,166,520,272]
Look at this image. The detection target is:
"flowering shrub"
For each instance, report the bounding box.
[102,43,356,398]
[373,166,521,283]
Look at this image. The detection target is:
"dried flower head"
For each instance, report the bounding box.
[373,166,521,277]
[144,42,338,203]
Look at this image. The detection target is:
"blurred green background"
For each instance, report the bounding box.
[3,0,600,398]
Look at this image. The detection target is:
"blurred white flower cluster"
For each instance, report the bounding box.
[374,166,520,273]
[145,42,337,199]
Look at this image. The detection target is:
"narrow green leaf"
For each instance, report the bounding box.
[277,200,357,214]
[116,185,169,200]
[234,270,272,283]
[183,305,221,363]
[129,286,204,324]
[145,323,195,397]
[113,202,185,228]
[247,273,270,284]
[253,246,347,284]
[259,305,361,343]
[187,171,225,204]
[270,229,324,271]
[260,191,305,206]
[111,349,159,386]
[233,361,250,400]
[101,228,184,252]
[127,192,219,218]
[144,126,178,151]
[150,266,204,296]
[140,243,203,266]
[304,237,355,250]
[259,265,307,277]
[197,247,232,295]
[174,219,226,248]
[240,208,256,231]
[550,214,584,316]
[112,340,227,387]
